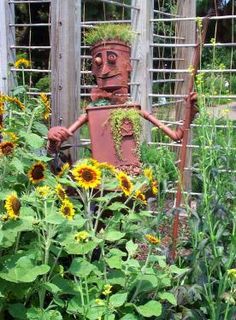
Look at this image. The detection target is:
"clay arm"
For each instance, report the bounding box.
[139,92,198,141]
[47,113,88,154]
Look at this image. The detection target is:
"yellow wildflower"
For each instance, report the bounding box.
[74,231,89,242]
[95,299,105,306]
[117,171,133,196]
[39,93,51,120]
[228,269,236,281]
[71,163,101,189]
[60,199,75,220]
[36,186,52,198]
[143,168,153,181]
[5,193,21,219]
[102,284,112,296]
[14,58,30,69]
[145,234,160,245]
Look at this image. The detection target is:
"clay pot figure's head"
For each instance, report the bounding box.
[91,40,131,91]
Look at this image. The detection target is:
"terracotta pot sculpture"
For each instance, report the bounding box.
[47,33,197,175]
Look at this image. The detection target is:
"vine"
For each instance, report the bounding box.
[109,108,142,160]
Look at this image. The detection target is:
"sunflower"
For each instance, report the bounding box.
[135,190,147,205]
[151,180,158,195]
[57,162,70,178]
[14,58,31,69]
[60,199,75,220]
[117,171,133,196]
[56,184,67,201]
[98,162,117,174]
[2,131,18,142]
[74,230,89,242]
[0,101,4,115]
[36,186,52,198]
[28,162,46,184]
[0,141,15,156]
[39,93,51,120]
[5,193,21,219]
[143,168,153,181]
[71,163,101,189]
[145,234,160,245]
[4,95,25,111]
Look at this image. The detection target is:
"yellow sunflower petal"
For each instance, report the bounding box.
[71,163,101,189]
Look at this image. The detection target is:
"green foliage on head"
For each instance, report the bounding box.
[84,24,135,46]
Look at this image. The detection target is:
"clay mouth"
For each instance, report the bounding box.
[97,73,120,80]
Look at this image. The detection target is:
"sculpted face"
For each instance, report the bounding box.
[91,41,131,91]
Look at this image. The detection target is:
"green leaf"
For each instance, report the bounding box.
[126,240,138,256]
[107,202,128,211]
[120,314,139,320]
[10,158,25,174]
[69,257,97,277]
[135,300,162,317]
[0,255,50,283]
[104,230,125,242]
[44,213,65,225]
[156,256,167,268]
[63,238,98,255]
[8,303,27,319]
[169,265,189,275]
[33,122,48,136]
[105,255,123,269]
[159,292,177,306]
[27,307,62,320]
[21,132,44,149]
[110,292,128,307]
[43,282,61,294]
[86,306,106,320]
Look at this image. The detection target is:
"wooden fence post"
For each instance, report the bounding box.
[51,0,81,162]
[174,1,196,193]
[131,0,154,143]
[0,0,16,94]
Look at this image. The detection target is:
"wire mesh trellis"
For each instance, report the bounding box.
[0,0,235,198]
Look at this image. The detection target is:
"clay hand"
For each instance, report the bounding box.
[48,126,73,143]
[186,92,198,120]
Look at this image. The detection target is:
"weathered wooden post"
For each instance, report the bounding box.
[51,0,81,162]
[0,0,16,94]
[174,1,196,192]
[131,0,154,143]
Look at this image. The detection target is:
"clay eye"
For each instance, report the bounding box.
[95,56,102,66]
[108,54,117,63]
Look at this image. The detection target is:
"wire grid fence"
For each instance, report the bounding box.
[5,0,51,96]
[1,0,236,198]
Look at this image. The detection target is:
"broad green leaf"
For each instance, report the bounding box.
[104,230,125,242]
[120,314,138,320]
[21,132,44,149]
[86,305,106,320]
[27,307,62,320]
[0,255,50,283]
[10,158,24,174]
[8,303,27,319]
[105,255,123,269]
[43,282,61,294]
[156,256,167,268]
[159,292,177,306]
[63,239,97,255]
[108,270,126,286]
[69,257,97,277]
[107,202,128,211]
[67,296,83,314]
[135,300,162,317]
[33,122,48,136]
[169,265,189,275]
[44,213,65,225]
[126,240,138,256]
[110,292,128,307]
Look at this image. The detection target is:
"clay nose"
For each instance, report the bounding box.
[101,63,111,76]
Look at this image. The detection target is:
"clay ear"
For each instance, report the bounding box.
[126,62,132,72]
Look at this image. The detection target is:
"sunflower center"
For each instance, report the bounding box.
[1,142,14,155]
[82,169,94,182]
[12,198,21,214]
[63,206,70,216]
[32,165,44,179]
[121,177,130,190]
